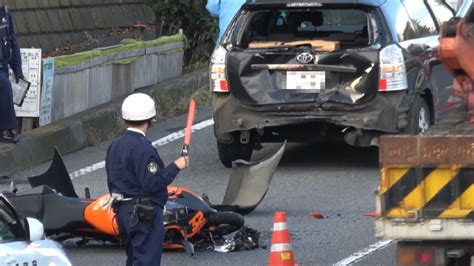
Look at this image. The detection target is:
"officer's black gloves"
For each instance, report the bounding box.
[15,74,24,83]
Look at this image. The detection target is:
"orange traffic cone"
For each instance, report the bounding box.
[268,211,296,266]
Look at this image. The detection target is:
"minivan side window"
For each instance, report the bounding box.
[403,1,438,37]
[384,1,418,41]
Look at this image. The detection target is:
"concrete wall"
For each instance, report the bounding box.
[0,69,209,176]
[50,39,184,122]
[0,0,154,53]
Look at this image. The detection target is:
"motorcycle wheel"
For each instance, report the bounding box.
[207,212,244,236]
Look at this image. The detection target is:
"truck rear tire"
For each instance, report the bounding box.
[217,140,253,168]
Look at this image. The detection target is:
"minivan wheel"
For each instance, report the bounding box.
[217,140,253,168]
[406,96,431,134]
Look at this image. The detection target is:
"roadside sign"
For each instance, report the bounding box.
[13,48,42,117]
[39,58,55,126]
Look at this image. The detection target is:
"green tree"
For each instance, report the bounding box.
[143,0,218,67]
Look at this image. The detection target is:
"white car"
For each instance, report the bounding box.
[0,194,72,266]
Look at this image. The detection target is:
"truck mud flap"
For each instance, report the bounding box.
[27,146,78,198]
[215,141,286,215]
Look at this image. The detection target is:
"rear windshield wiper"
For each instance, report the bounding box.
[246,45,293,52]
[251,64,357,73]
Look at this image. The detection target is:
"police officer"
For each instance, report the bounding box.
[0,6,23,143]
[206,0,245,42]
[106,93,189,266]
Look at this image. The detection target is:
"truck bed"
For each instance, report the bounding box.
[379,107,473,167]
[376,107,474,240]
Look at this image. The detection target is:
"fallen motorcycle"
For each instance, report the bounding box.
[5,143,285,254]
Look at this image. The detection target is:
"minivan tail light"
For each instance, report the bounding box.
[379,44,408,91]
[210,45,229,93]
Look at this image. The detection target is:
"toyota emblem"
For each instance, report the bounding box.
[296,53,314,64]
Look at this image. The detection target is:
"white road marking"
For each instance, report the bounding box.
[69,119,214,179]
[334,240,394,266]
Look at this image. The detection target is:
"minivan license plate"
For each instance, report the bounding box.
[286,71,325,90]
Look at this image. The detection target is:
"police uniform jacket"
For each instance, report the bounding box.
[106,130,180,208]
[206,0,245,42]
[0,7,22,75]
[0,6,22,131]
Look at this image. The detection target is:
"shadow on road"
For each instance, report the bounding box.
[254,140,379,169]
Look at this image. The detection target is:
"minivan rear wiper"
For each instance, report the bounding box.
[247,45,294,52]
[251,64,357,73]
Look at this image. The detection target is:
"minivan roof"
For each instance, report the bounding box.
[245,0,387,7]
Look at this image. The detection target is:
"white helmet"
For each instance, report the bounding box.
[121,93,156,121]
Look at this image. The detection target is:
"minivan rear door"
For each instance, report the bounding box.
[226,6,381,107]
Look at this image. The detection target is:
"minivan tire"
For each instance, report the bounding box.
[405,96,431,134]
[217,140,253,168]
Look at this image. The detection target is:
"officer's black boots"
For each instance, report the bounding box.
[0,130,17,143]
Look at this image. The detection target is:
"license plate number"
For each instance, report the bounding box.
[286,71,325,90]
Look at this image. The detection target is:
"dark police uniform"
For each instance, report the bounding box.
[0,7,22,131]
[106,129,180,266]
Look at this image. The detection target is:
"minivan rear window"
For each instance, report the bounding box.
[240,9,370,50]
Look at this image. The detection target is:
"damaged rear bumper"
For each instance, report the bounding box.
[213,91,409,139]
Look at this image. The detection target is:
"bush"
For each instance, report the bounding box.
[144,0,218,69]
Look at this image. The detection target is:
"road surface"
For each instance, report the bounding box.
[1,107,398,265]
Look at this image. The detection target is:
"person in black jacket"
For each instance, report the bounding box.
[0,6,23,143]
[106,93,189,266]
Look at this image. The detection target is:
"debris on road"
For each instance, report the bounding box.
[220,142,286,215]
[310,211,326,219]
[233,226,260,251]
[195,226,261,253]
[213,240,235,253]
[364,212,380,218]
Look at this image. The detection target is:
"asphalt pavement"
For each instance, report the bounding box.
[1,107,398,265]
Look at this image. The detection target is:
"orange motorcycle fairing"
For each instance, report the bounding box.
[186,211,207,238]
[84,194,119,236]
[163,225,187,250]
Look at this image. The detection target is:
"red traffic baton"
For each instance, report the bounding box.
[182,98,196,156]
